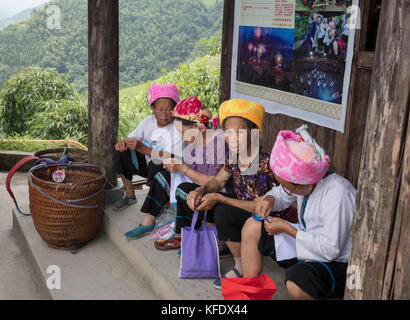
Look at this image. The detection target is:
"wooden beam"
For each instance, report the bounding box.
[345,0,410,300]
[354,51,375,70]
[88,0,119,188]
[219,0,235,104]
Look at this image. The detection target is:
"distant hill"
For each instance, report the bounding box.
[0,0,223,93]
[0,2,50,30]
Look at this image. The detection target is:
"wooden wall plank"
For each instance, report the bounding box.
[345,0,410,300]
[392,115,410,299]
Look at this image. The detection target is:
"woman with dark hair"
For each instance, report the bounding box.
[124,97,228,240]
[114,83,180,212]
[241,126,356,300]
[180,99,284,289]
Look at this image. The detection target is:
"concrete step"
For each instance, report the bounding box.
[12,206,158,300]
[103,189,291,300]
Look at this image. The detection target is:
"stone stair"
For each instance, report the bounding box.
[11,186,290,300]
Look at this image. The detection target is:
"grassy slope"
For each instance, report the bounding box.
[119,54,220,111]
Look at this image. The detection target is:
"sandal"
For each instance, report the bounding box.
[213,267,243,290]
[154,238,181,250]
[155,235,181,244]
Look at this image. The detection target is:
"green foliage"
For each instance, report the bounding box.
[0,67,77,135]
[0,0,223,93]
[27,98,88,145]
[201,35,222,56]
[0,53,221,145]
[118,55,221,140]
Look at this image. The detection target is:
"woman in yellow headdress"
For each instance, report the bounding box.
[177,98,291,289]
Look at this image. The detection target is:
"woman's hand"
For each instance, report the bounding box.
[115,138,140,152]
[264,217,287,236]
[254,195,275,218]
[124,138,139,150]
[264,218,297,238]
[187,187,205,211]
[196,193,222,211]
[115,139,127,152]
[163,158,186,174]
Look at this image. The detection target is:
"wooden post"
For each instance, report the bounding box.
[219,0,235,104]
[345,0,410,299]
[88,0,119,188]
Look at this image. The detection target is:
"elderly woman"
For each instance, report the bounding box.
[124,97,228,241]
[241,126,356,300]
[183,99,285,289]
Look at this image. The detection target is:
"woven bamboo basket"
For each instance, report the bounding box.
[34,148,88,163]
[28,163,106,249]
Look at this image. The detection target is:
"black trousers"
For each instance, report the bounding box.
[258,221,298,269]
[174,182,249,242]
[258,218,347,299]
[115,149,170,217]
[140,163,171,217]
[115,149,149,181]
[285,261,348,299]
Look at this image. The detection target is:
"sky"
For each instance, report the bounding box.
[0,0,51,19]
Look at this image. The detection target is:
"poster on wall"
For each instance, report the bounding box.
[231,0,359,132]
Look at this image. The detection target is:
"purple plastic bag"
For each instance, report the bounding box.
[179,210,220,279]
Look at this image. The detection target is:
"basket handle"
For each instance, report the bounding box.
[28,180,105,209]
[28,163,107,209]
[6,156,40,216]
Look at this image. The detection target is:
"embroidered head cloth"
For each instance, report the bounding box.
[148,83,180,106]
[172,97,212,125]
[270,128,330,185]
[219,99,265,131]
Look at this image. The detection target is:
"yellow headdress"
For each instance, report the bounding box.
[219,99,265,131]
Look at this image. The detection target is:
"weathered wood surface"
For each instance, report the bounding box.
[345,0,410,300]
[88,0,119,187]
[219,0,235,104]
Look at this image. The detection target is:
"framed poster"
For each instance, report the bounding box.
[231,0,359,132]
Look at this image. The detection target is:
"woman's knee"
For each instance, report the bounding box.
[242,217,261,241]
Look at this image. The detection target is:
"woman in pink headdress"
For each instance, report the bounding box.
[114,83,180,213]
[241,126,356,300]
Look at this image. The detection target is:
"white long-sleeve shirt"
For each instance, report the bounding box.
[265,173,356,262]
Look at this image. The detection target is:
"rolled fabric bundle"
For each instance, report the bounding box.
[270,127,330,185]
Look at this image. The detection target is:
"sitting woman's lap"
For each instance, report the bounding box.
[175,182,241,237]
[213,204,252,243]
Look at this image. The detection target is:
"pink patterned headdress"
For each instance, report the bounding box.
[270,129,330,185]
[148,83,180,106]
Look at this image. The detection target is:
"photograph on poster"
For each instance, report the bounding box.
[292,11,350,104]
[236,26,294,92]
[232,0,358,131]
